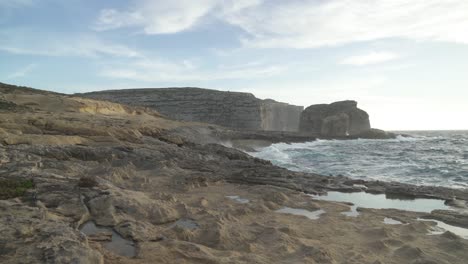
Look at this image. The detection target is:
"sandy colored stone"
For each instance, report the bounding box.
[1,82,467,264]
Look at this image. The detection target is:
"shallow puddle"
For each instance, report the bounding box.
[383,217,404,225]
[226,195,250,204]
[418,218,468,239]
[310,191,451,213]
[276,207,325,220]
[80,221,136,257]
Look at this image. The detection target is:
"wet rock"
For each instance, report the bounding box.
[425,210,468,228]
[0,200,103,264]
[2,82,468,264]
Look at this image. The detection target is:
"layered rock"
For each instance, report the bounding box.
[260,99,303,132]
[299,100,371,137]
[81,88,303,132]
[2,82,468,264]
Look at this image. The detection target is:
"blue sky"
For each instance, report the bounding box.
[1,0,468,130]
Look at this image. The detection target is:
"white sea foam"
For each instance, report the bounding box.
[250,131,468,189]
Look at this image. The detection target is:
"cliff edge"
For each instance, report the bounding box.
[80,88,303,132]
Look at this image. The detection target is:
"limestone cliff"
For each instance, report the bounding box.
[81,88,303,132]
[299,100,371,136]
[260,99,303,132]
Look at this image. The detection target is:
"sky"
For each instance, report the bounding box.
[1,0,468,130]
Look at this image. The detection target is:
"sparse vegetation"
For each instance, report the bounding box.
[0,99,18,111]
[0,179,34,199]
[78,176,98,188]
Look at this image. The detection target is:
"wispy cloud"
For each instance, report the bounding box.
[0,25,285,83]
[0,31,141,58]
[5,63,36,80]
[95,0,468,48]
[93,0,262,34]
[229,0,468,48]
[93,9,144,32]
[340,51,399,66]
[93,0,220,34]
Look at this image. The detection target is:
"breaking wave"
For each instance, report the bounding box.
[249,131,468,189]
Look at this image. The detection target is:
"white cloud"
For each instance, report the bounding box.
[0,32,141,58]
[96,0,468,47]
[229,0,468,48]
[93,0,262,34]
[5,63,36,79]
[0,25,285,83]
[94,0,220,34]
[340,51,399,66]
[93,9,144,31]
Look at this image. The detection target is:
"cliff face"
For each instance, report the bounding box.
[260,100,304,132]
[299,100,371,136]
[82,88,303,132]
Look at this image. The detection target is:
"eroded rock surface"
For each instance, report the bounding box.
[1,82,467,264]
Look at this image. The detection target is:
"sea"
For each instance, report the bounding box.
[249,131,468,189]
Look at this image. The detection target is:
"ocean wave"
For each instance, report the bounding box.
[251,131,468,189]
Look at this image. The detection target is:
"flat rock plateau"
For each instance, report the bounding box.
[1,82,468,264]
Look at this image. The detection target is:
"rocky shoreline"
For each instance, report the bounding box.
[1,82,468,264]
[80,88,393,139]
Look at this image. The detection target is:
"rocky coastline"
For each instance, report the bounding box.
[80,88,304,132]
[1,82,468,264]
[80,88,393,140]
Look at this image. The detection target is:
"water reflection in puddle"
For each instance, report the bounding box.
[226,195,250,204]
[276,207,325,220]
[310,191,451,213]
[80,221,136,258]
[383,217,404,225]
[418,218,468,239]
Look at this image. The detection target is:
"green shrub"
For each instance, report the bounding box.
[0,179,34,199]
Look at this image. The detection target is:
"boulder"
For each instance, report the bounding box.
[353,128,396,139]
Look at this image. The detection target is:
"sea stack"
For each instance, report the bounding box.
[299,100,371,137]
